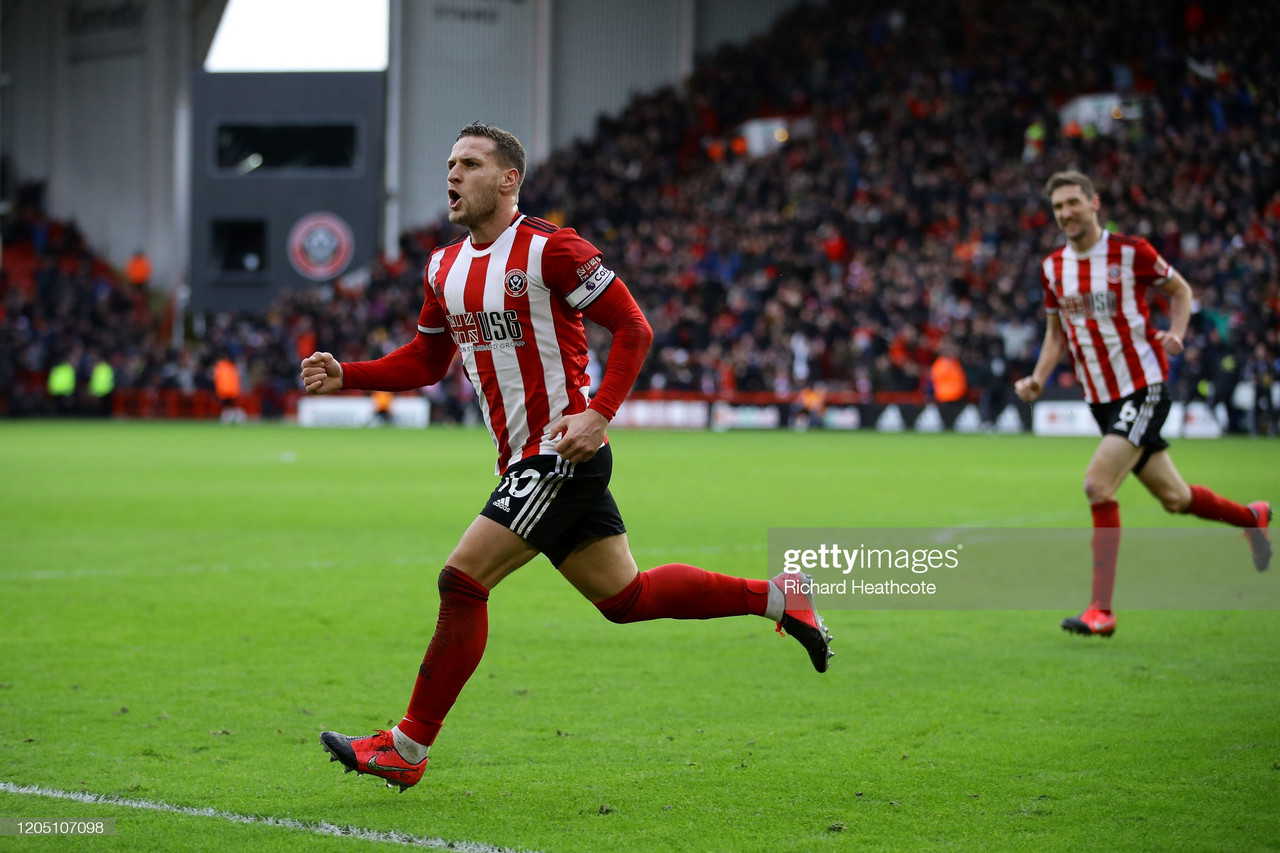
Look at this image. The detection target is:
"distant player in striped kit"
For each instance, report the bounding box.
[1015,171,1271,637]
[300,124,831,792]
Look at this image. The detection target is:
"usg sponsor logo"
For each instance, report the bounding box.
[1060,290,1116,320]
[446,310,524,346]
[288,212,354,281]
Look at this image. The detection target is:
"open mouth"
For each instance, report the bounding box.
[448,189,461,209]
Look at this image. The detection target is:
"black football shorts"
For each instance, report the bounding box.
[1089,382,1172,474]
[479,443,627,567]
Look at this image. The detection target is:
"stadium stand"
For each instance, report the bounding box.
[2,0,1277,431]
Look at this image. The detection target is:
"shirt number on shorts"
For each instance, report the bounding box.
[500,469,541,498]
[1113,400,1139,430]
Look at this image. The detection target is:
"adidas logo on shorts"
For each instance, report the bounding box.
[492,496,511,513]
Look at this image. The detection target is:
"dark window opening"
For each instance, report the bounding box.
[216,123,358,172]
[212,219,267,273]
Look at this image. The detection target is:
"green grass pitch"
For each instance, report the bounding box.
[1,422,1277,852]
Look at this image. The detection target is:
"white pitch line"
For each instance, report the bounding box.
[0,782,537,852]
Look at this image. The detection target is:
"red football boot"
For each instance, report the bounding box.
[320,729,427,793]
[770,571,834,672]
[1061,606,1116,637]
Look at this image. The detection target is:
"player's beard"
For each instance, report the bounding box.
[449,180,500,231]
[1062,216,1099,247]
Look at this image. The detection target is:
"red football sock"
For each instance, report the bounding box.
[595,563,770,623]
[1090,500,1121,612]
[399,566,489,746]
[1184,485,1259,527]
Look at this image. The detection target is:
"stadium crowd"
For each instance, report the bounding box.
[2,0,1277,432]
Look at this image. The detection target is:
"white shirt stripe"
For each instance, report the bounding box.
[524,235,572,458]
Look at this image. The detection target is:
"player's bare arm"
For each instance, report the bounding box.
[300,351,343,394]
[1015,316,1068,402]
[1153,271,1193,356]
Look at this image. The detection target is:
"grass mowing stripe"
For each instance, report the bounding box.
[0,782,538,853]
[0,553,452,582]
[1,545,765,582]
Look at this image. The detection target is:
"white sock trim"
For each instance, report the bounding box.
[391,725,430,764]
[764,580,785,621]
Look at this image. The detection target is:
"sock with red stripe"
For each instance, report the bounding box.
[595,563,771,623]
[1090,500,1121,612]
[398,566,489,748]
[1183,484,1260,527]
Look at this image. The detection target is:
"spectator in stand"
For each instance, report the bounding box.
[87,349,116,417]
[46,352,76,415]
[929,340,967,401]
[928,338,969,423]
[370,389,394,427]
[1207,330,1244,433]
[1246,342,1275,435]
[124,249,152,292]
[213,352,243,424]
[793,383,828,430]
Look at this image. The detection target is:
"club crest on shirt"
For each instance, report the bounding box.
[1106,264,1122,284]
[505,270,528,297]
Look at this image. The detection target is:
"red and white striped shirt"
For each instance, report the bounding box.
[1040,230,1173,404]
[419,214,618,473]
